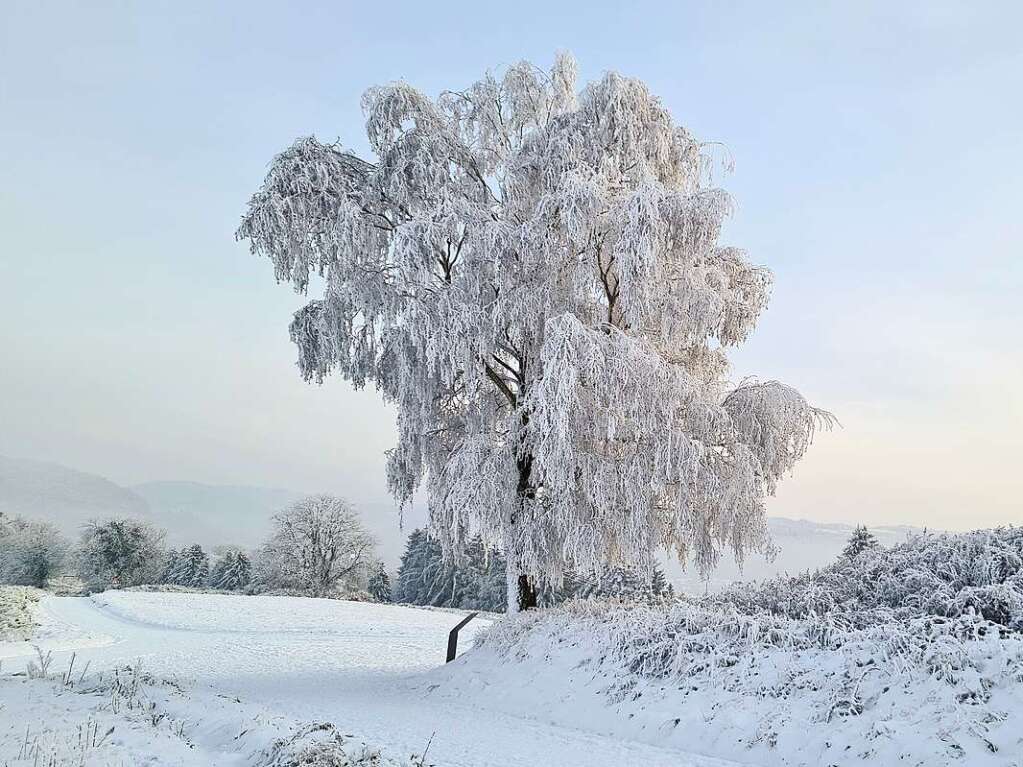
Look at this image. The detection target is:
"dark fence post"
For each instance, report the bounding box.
[446,612,478,662]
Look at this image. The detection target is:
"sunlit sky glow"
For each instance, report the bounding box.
[2,1,1020,532]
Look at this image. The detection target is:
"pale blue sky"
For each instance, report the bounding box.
[2,1,1020,530]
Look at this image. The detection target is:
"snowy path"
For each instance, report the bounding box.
[2,594,749,767]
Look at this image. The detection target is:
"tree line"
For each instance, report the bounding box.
[392,528,674,612]
[0,495,387,597]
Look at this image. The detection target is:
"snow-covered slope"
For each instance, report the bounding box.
[0,593,728,767]
[0,454,151,535]
[437,528,1023,767]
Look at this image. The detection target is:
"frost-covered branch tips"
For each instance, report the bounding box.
[237,53,833,612]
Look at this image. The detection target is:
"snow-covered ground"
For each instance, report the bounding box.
[1,592,737,766]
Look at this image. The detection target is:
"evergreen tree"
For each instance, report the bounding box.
[161,549,181,584]
[367,561,392,602]
[209,550,252,590]
[169,544,210,587]
[843,525,880,559]
[574,563,674,602]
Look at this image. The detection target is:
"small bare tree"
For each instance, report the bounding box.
[257,495,375,596]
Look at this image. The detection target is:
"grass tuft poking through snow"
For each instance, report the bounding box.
[3,652,435,766]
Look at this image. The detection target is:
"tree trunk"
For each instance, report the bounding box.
[517,573,538,611]
[506,444,538,613]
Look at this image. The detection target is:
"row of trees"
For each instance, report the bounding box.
[393,528,674,612]
[0,495,385,597]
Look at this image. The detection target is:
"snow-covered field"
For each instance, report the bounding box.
[0,592,729,766]
[6,562,1020,767]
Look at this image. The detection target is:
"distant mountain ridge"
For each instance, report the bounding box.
[3,453,924,581]
[0,454,152,535]
[131,480,303,548]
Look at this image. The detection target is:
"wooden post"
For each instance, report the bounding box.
[446,612,478,662]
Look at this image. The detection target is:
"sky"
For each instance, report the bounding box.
[1,1,1021,535]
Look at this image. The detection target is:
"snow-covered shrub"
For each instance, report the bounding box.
[0,585,42,639]
[0,514,69,587]
[75,519,166,591]
[710,527,1023,629]
[257,721,432,767]
[470,528,1023,764]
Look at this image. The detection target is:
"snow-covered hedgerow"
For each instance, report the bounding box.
[710,527,1023,630]
[467,529,1023,765]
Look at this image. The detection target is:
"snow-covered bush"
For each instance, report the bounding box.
[711,527,1023,629]
[469,528,1023,764]
[0,585,42,639]
[75,519,166,591]
[0,514,69,587]
[257,721,432,767]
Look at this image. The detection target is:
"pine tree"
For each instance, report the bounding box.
[843,525,880,559]
[574,563,673,603]
[161,549,181,584]
[171,544,210,588]
[209,550,252,590]
[368,561,392,602]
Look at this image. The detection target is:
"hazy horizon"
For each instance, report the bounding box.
[3,2,1021,535]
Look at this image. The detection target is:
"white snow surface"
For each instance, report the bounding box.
[1,592,737,766]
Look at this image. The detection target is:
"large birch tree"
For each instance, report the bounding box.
[237,54,832,612]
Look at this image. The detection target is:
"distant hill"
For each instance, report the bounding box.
[2,454,924,582]
[664,517,923,594]
[131,481,303,549]
[0,454,152,537]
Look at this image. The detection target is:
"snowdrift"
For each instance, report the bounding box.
[440,529,1023,766]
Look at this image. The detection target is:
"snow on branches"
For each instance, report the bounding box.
[238,54,831,611]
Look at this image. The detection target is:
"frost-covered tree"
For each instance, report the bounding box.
[238,53,832,612]
[843,525,880,559]
[0,515,69,587]
[574,563,674,602]
[210,550,252,590]
[76,519,166,591]
[161,549,182,584]
[179,544,210,587]
[394,529,439,604]
[256,495,375,596]
[367,561,392,602]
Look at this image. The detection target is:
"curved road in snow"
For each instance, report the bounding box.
[3,594,748,767]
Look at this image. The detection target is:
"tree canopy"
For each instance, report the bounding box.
[238,54,831,611]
